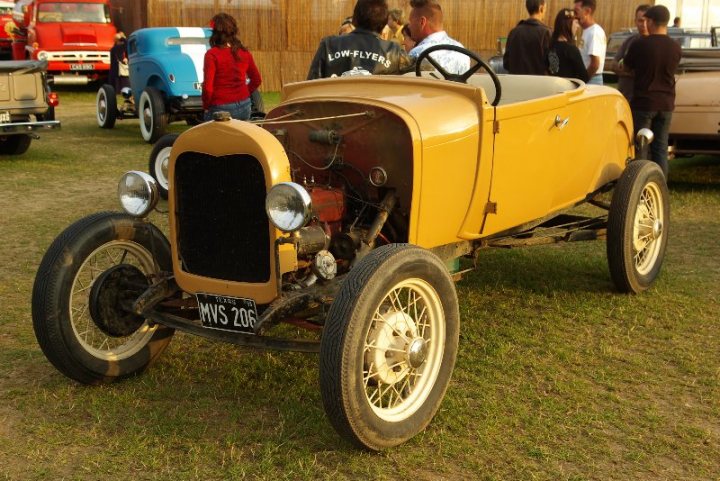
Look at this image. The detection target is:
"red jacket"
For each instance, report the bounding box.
[202,46,261,110]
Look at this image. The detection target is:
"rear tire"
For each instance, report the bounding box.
[148,133,178,199]
[607,160,669,293]
[139,87,168,143]
[32,212,175,384]
[96,84,117,129]
[320,244,459,450]
[0,134,32,155]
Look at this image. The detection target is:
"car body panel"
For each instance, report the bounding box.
[164,73,633,301]
[0,60,59,141]
[280,76,491,247]
[128,27,209,105]
[670,69,720,155]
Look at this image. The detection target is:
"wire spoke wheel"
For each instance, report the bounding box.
[362,279,445,421]
[632,183,664,275]
[32,212,175,384]
[70,240,158,360]
[320,244,459,450]
[608,160,669,293]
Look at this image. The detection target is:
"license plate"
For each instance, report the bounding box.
[69,63,94,71]
[197,293,258,334]
[0,111,9,123]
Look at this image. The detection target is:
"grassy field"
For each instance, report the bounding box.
[0,90,718,481]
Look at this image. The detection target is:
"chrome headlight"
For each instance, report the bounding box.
[265,182,312,232]
[118,171,159,217]
[37,51,49,61]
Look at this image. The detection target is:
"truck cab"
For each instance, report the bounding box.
[12,0,116,85]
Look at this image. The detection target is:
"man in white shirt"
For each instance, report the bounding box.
[574,0,606,85]
[407,0,470,75]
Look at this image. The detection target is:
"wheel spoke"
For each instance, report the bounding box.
[373,311,410,342]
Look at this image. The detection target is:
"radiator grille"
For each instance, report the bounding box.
[174,152,270,283]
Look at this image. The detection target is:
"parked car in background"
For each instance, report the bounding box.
[0,59,59,155]
[96,27,210,143]
[669,47,720,157]
[605,26,718,82]
[0,1,15,59]
[11,0,117,85]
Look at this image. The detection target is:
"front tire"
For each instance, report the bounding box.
[96,84,117,129]
[320,244,460,450]
[139,87,168,143]
[607,160,670,293]
[32,212,175,385]
[148,133,178,199]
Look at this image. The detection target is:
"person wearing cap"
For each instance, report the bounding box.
[109,32,130,91]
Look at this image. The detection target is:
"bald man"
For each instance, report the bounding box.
[407,0,470,75]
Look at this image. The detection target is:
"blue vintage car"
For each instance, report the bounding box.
[95,27,211,143]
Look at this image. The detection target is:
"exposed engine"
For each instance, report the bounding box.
[264,101,414,291]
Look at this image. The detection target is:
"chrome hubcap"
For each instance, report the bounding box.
[407,338,428,368]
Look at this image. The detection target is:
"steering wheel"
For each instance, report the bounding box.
[415,44,502,107]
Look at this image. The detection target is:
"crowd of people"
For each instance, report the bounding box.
[195,0,680,177]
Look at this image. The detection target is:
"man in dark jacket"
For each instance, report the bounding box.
[307,0,412,80]
[503,0,551,75]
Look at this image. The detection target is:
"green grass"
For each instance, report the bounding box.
[0,91,718,480]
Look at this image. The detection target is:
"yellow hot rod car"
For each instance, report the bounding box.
[32,47,668,450]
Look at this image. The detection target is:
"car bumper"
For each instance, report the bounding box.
[170,96,203,113]
[0,120,61,135]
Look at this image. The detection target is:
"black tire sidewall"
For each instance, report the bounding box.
[148,133,178,199]
[321,244,460,450]
[608,160,670,292]
[97,84,117,129]
[32,212,174,384]
[140,87,167,143]
[0,135,32,155]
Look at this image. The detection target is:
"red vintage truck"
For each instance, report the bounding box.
[11,0,116,85]
[0,1,15,58]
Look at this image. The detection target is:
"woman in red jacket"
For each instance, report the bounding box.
[202,13,262,121]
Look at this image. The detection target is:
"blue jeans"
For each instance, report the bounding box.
[204,98,251,121]
[632,110,673,178]
[588,74,603,85]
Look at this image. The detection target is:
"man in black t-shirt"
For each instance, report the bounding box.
[307,0,412,80]
[503,0,551,75]
[623,5,681,178]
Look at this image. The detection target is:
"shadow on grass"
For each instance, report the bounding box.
[669,154,720,191]
[462,244,615,295]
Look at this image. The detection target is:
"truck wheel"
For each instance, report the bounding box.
[96,84,117,129]
[607,160,670,293]
[139,87,168,143]
[320,244,460,450]
[32,212,175,385]
[0,134,32,155]
[148,133,178,199]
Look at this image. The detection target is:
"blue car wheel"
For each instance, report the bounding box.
[139,87,168,143]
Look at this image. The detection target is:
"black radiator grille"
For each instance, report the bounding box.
[174,152,270,283]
